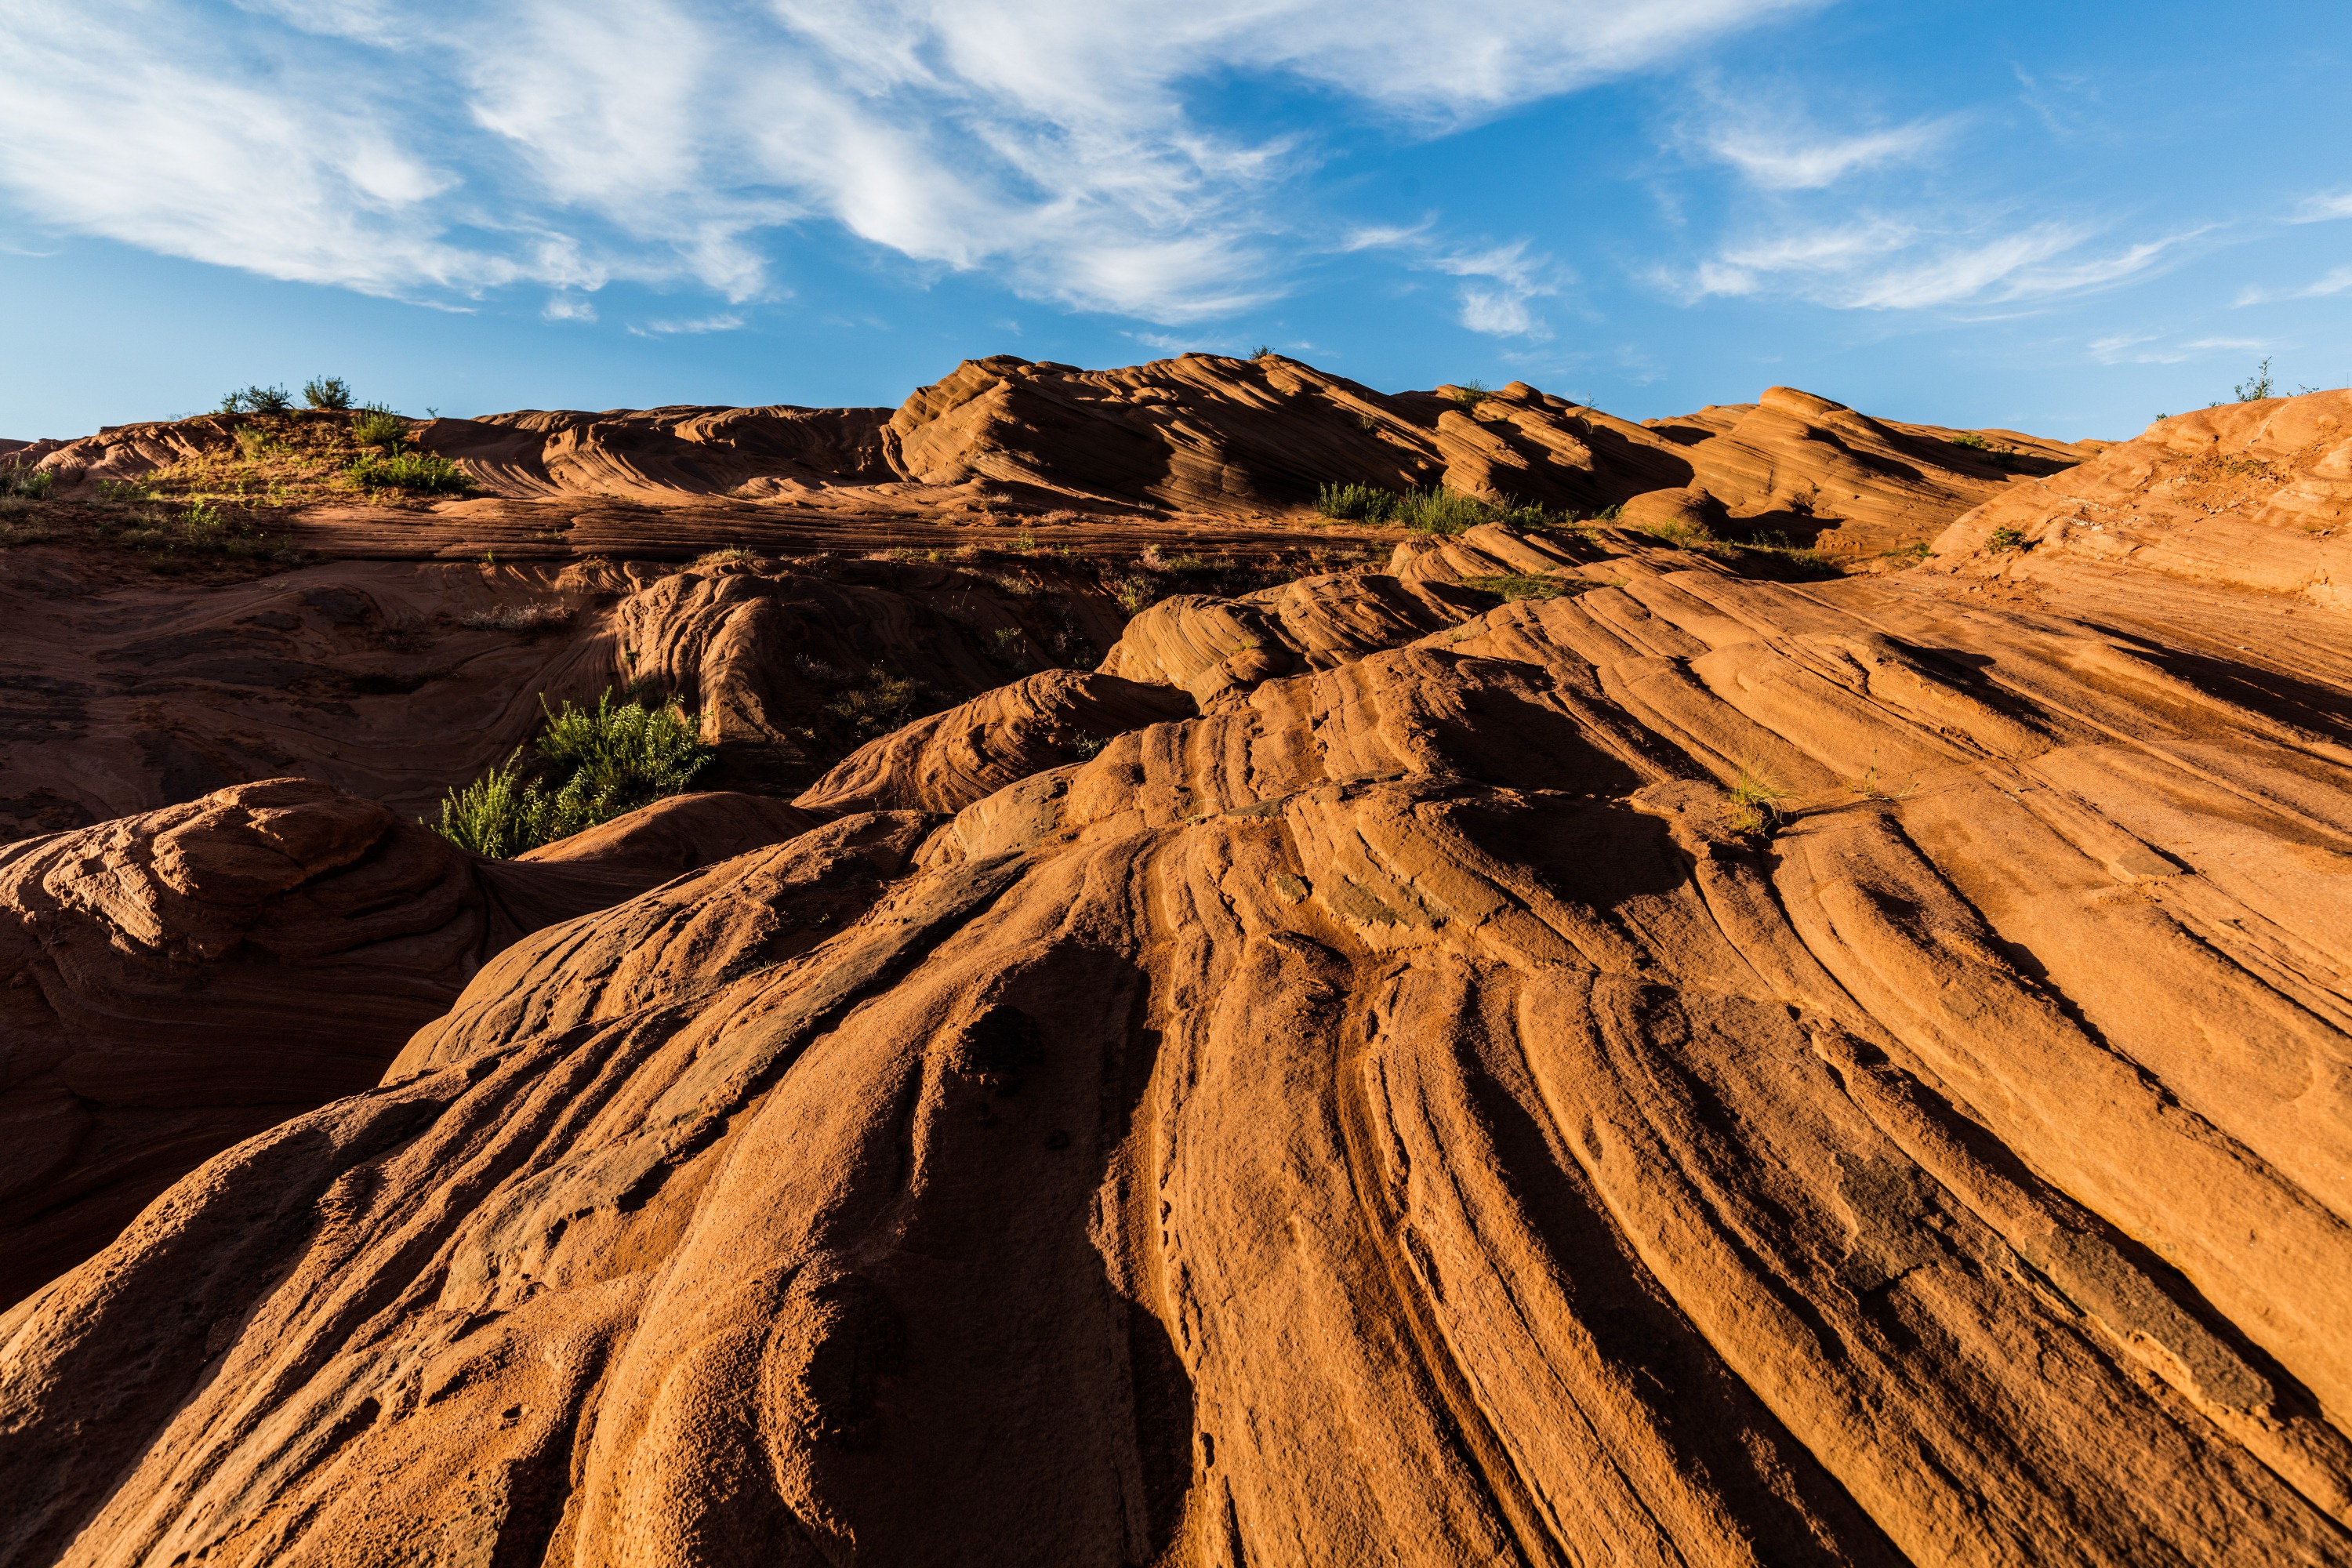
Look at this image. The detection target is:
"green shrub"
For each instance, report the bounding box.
[223,384,293,415]
[1950,431,1989,449]
[2,466,53,499]
[828,666,928,742]
[1985,525,2027,553]
[303,376,354,410]
[1250,344,1276,360]
[1724,764,1791,836]
[350,404,407,452]
[349,451,471,494]
[427,688,713,858]
[1317,482,1399,524]
[1316,481,1548,535]
[95,477,153,502]
[2234,358,2275,402]
[1448,379,1490,412]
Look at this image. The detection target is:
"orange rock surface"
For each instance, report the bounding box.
[0,379,2346,1568]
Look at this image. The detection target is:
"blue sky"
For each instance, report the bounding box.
[2,0,2346,441]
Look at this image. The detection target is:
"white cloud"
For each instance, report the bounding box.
[2089,333,2263,366]
[2290,190,2352,224]
[2235,267,2352,307]
[0,0,1814,321]
[543,294,598,322]
[1682,218,2197,310]
[630,313,747,336]
[1705,117,1955,189]
[1432,241,1563,337]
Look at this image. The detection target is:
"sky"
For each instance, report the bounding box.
[1,0,2347,441]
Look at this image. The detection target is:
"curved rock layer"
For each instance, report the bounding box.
[5,402,2350,1566]
[794,670,1197,815]
[0,550,1125,835]
[0,780,814,1308]
[19,355,2100,554]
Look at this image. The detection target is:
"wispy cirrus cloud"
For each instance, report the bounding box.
[2088,332,2263,366]
[1679,217,2201,310]
[2234,267,2352,307]
[2290,190,2352,224]
[0,0,1817,322]
[1701,116,1957,189]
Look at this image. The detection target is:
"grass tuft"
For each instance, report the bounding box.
[1723,763,1792,837]
[3,466,53,499]
[349,451,473,494]
[428,688,712,858]
[1985,525,2027,554]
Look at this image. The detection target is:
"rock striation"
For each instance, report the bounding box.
[0,779,815,1308]
[17,355,2099,558]
[1,394,2347,1566]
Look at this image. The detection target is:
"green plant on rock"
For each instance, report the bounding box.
[222,383,292,416]
[349,451,472,494]
[1723,763,1792,837]
[427,688,713,858]
[2234,358,2276,403]
[303,376,354,410]
[1985,525,2027,554]
[1448,379,1490,412]
[827,665,930,743]
[2,466,53,499]
[350,404,408,452]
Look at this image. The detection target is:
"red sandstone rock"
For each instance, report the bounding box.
[3,390,2349,1568]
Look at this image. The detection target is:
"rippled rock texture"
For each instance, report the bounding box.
[2,394,2347,1568]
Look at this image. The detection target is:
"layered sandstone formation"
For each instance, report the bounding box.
[0,779,815,1308]
[17,356,2096,560]
[2,392,2347,1566]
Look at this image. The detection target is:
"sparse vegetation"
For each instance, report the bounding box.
[427,688,713,858]
[1985,525,2027,553]
[1250,344,1276,360]
[350,405,407,451]
[459,604,577,634]
[2,466,53,500]
[2234,358,2276,403]
[348,451,473,494]
[1314,481,1549,535]
[1950,431,2022,470]
[1448,379,1491,412]
[303,376,354,411]
[827,665,930,743]
[1723,764,1792,837]
[220,384,293,416]
[695,546,755,568]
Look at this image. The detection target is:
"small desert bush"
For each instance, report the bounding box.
[695,545,755,568]
[827,666,929,742]
[350,404,408,452]
[220,384,293,416]
[1723,764,1792,837]
[1448,379,1491,412]
[2,466,53,499]
[349,451,472,494]
[1316,482,1547,535]
[459,604,577,634]
[303,376,354,410]
[2234,358,2276,403]
[1985,525,2027,553]
[428,688,712,858]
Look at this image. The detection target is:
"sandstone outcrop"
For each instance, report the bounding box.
[3,396,2347,1566]
[17,356,2096,560]
[0,780,813,1308]
[9,390,2343,1568]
